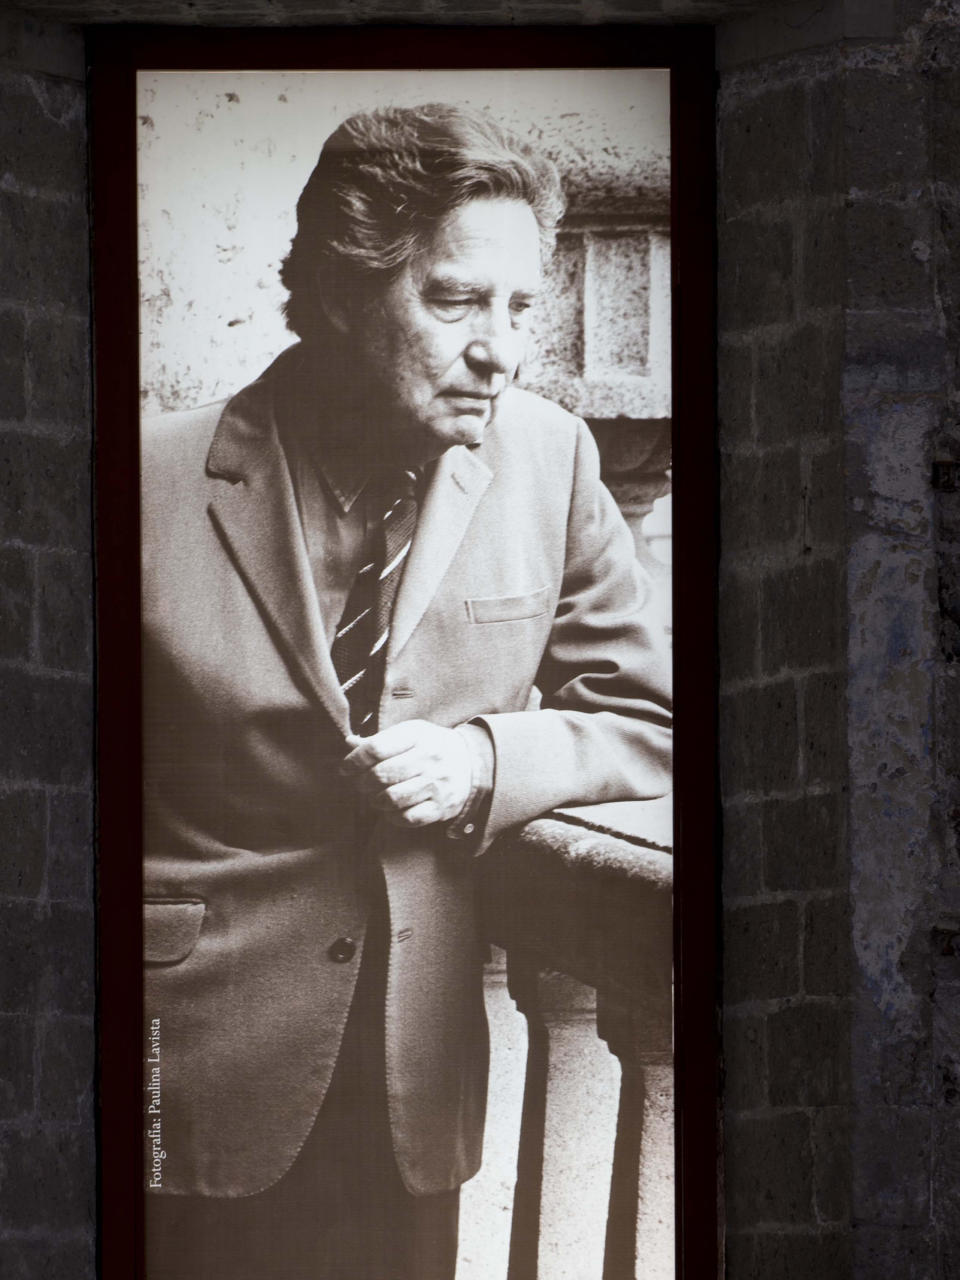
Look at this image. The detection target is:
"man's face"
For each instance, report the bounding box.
[350,197,543,463]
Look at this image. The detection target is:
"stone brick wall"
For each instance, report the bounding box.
[3,0,960,1277]
[717,33,852,1275]
[0,11,95,1277]
[718,1,960,1275]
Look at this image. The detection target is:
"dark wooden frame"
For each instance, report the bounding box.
[90,25,718,1279]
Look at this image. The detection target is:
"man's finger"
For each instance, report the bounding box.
[341,722,422,773]
[385,800,440,828]
[354,756,423,794]
[370,777,433,812]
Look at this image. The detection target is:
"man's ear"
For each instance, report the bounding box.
[318,286,351,336]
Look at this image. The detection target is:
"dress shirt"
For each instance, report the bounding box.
[281,414,493,839]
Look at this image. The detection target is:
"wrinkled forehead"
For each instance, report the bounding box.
[409,196,545,291]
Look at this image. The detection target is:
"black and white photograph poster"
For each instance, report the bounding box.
[136,66,674,1280]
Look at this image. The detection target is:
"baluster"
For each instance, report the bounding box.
[597,994,674,1280]
[507,952,623,1280]
[505,951,547,1280]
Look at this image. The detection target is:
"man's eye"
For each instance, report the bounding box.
[431,297,472,316]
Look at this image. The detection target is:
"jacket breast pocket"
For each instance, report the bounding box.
[144,899,206,965]
[465,587,550,624]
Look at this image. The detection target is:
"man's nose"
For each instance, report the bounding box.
[464,306,518,376]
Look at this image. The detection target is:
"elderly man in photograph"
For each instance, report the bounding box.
[142,102,672,1280]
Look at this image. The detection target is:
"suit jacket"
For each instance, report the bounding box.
[141,348,672,1199]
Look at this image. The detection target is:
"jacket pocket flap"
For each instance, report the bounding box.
[466,587,550,624]
[144,900,205,964]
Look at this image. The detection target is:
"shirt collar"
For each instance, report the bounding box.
[271,344,375,515]
[310,436,372,515]
[273,341,425,515]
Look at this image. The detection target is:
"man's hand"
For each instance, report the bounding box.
[340,720,473,828]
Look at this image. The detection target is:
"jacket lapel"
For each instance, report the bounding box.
[388,444,492,663]
[206,392,350,735]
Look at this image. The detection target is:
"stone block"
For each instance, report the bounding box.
[844,310,945,396]
[721,448,802,559]
[768,1002,849,1106]
[26,313,90,428]
[935,1111,960,1261]
[719,81,808,216]
[804,894,850,997]
[808,72,844,199]
[802,671,846,788]
[758,449,804,546]
[584,230,650,375]
[0,544,33,662]
[847,398,935,540]
[719,568,759,686]
[845,69,927,194]
[0,787,46,896]
[760,558,843,676]
[43,902,94,1016]
[807,447,845,549]
[720,680,799,799]
[0,188,88,312]
[753,320,842,448]
[854,999,934,1111]
[46,787,93,901]
[0,11,85,80]
[800,205,844,311]
[37,550,92,674]
[717,338,753,452]
[529,232,583,377]
[0,901,45,1012]
[0,71,85,195]
[723,1230,755,1273]
[0,667,92,786]
[808,896,855,1003]
[719,216,794,332]
[717,0,896,68]
[932,199,960,356]
[592,0,664,11]
[0,305,26,421]
[847,201,932,311]
[0,429,90,549]
[0,901,91,1016]
[720,452,761,558]
[853,1106,931,1226]
[852,1226,937,1280]
[722,797,763,898]
[0,1237,95,1280]
[37,1015,93,1125]
[764,791,843,892]
[0,1013,34,1120]
[932,67,960,187]
[724,900,801,1004]
[723,1011,766,1110]
[0,1121,94,1232]
[813,1106,852,1224]
[752,1231,852,1276]
[725,1111,813,1228]
[435,0,507,10]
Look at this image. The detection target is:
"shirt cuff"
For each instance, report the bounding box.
[445,722,495,842]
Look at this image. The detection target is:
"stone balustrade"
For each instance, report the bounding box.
[461,798,674,1280]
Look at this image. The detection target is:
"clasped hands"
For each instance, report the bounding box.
[340,720,473,828]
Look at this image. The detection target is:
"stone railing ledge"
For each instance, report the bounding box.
[480,795,674,1030]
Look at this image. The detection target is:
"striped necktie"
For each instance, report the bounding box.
[331,467,420,735]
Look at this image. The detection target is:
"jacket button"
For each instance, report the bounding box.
[327,937,356,963]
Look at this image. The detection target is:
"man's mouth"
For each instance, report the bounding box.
[442,391,494,415]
